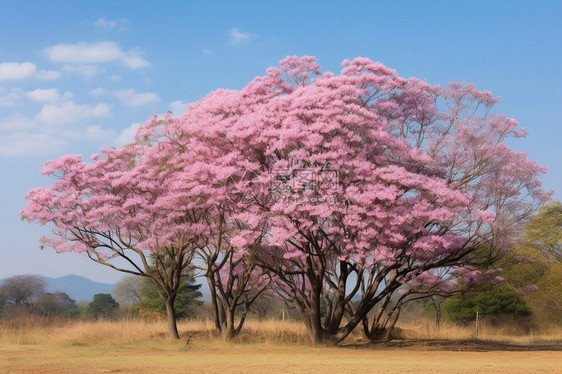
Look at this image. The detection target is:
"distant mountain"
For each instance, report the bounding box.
[1,274,211,303]
[41,275,116,302]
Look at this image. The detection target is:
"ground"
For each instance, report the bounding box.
[1,319,560,373]
[2,340,561,373]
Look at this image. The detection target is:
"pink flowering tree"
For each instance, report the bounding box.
[20,120,210,339]
[364,264,508,340]
[200,240,271,339]
[362,268,458,339]
[136,117,273,340]
[22,111,271,340]
[154,56,549,344]
[194,209,271,339]
[22,55,549,344]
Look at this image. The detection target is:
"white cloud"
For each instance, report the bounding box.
[114,89,158,106]
[26,88,73,103]
[0,132,67,156]
[89,87,106,96]
[94,17,117,29]
[229,28,257,45]
[85,125,114,140]
[60,121,140,146]
[62,125,115,141]
[44,41,122,63]
[115,122,141,146]
[36,101,112,125]
[43,41,150,70]
[35,69,62,80]
[0,62,36,80]
[0,97,122,156]
[62,64,105,79]
[0,63,61,81]
[110,74,121,82]
[169,100,187,114]
[0,114,36,131]
[94,17,129,30]
[122,51,151,69]
[201,49,213,55]
[0,88,22,106]
[90,88,159,106]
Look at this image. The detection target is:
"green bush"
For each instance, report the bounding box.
[444,285,531,321]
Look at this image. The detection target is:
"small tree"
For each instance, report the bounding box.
[113,276,144,306]
[250,294,279,321]
[466,203,562,325]
[88,293,119,319]
[501,203,562,324]
[139,270,203,319]
[444,284,531,322]
[35,292,79,318]
[22,140,201,339]
[0,275,46,306]
[520,201,561,262]
[0,291,6,318]
[199,230,271,339]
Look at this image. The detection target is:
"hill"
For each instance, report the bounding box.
[1,274,212,303]
[41,275,116,302]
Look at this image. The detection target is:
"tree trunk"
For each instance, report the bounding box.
[435,305,442,330]
[432,297,442,330]
[384,307,401,341]
[309,285,326,344]
[165,294,180,339]
[222,308,236,340]
[234,306,249,337]
[207,276,222,332]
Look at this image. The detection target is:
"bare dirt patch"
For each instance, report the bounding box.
[362,339,562,352]
[2,342,562,374]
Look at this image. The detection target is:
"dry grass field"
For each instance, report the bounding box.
[1,317,561,373]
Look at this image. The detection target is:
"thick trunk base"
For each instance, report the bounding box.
[165,297,180,340]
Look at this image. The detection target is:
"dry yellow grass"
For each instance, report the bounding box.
[0,317,561,373]
[398,319,562,346]
[0,317,311,346]
[1,316,561,346]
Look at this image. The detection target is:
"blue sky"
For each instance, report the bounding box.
[1,0,560,283]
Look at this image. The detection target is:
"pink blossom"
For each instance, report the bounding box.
[522,285,539,295]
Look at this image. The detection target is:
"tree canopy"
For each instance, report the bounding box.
[88,293,119,318]
[0,275,46,306]
[138,270,203,319]
[35,292,79,318]
[444,284,531,322]
[520,201,562,262]
[22,56,550,343]
[502,202,562,323]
